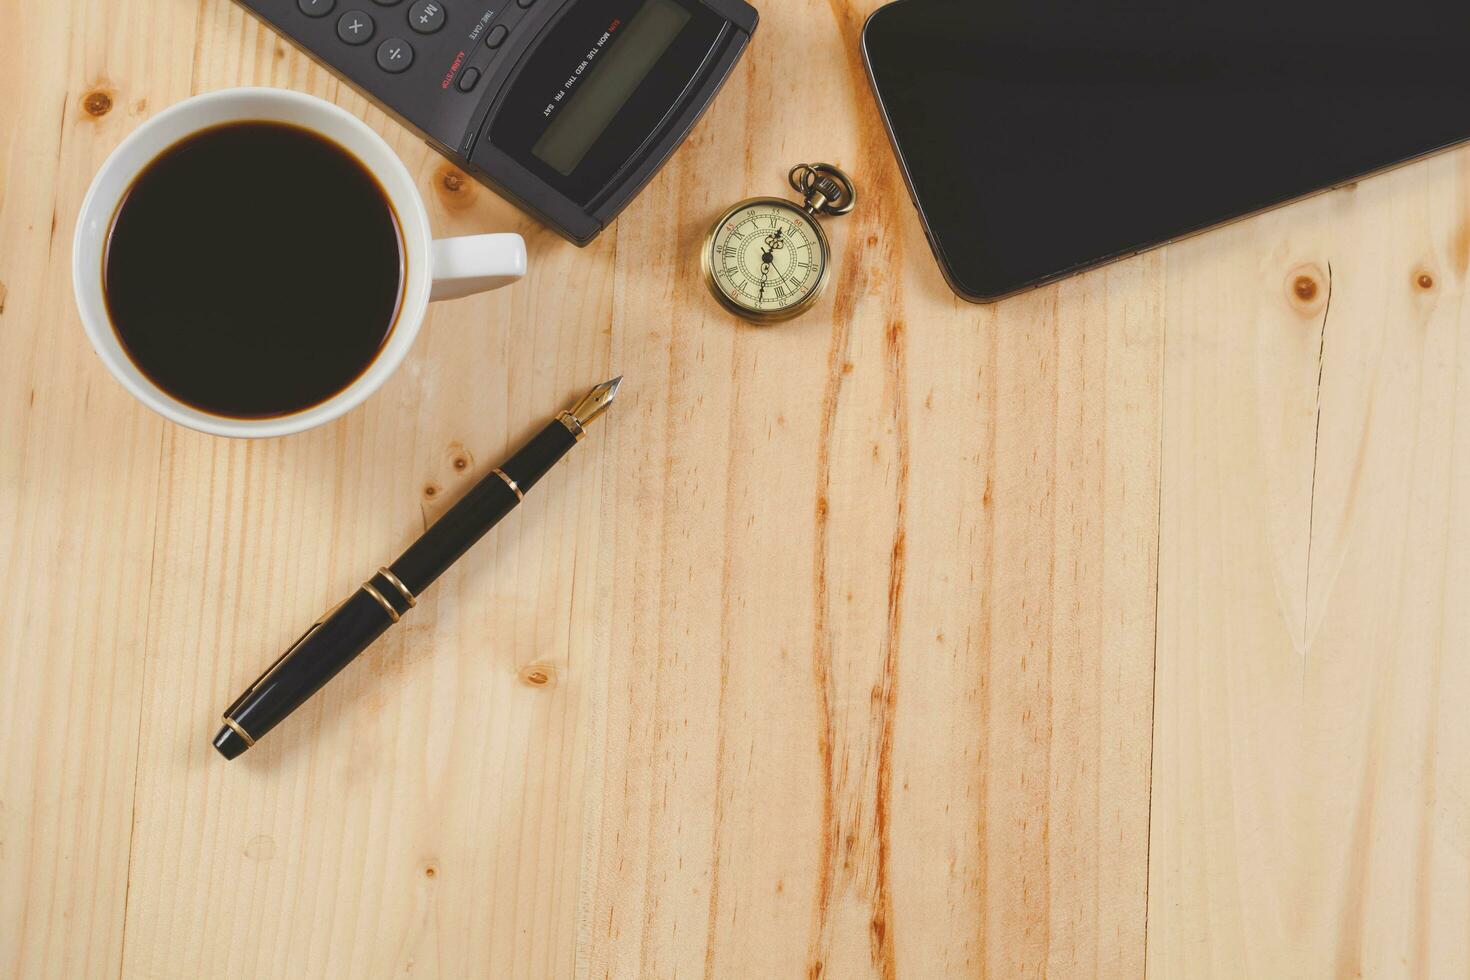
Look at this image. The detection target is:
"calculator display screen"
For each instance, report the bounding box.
[533,0,692,175]
[490,0,724,205]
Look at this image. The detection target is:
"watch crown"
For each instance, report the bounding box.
[812,174,843,199]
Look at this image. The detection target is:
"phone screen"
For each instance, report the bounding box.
[863,0,1470,301]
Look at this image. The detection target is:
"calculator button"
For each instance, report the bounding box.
[408,0,444,32]
[298,0,334,16]
[516,0,534,7]
[484,23,508,47]
[376,37,414,72]
[337,10,375,43]
[456,66,481,91]
[370,0,399,5]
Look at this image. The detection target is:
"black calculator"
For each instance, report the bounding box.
[235,0,757,244]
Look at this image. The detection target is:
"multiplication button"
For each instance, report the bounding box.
[337,10,375,43]
[376,37,414,72]
[298,0,334,16]
[408,0,444,32]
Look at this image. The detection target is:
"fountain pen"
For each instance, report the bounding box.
[212,377,622,760]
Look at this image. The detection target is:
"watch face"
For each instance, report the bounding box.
[706,200,826,318]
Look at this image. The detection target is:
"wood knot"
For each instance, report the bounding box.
[1416,271,1435,291]
[1284,263,1329,316]
[243,834,276,862]
[519,663,557,688]
[423,482,440,499]
[446,442,473,472]
[82,90,113,117]
[434,165,478,211]
[423,863,438,878]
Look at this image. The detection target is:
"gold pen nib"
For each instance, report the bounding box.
[566,376,623,430]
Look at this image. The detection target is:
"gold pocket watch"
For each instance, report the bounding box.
[702,163,856,323]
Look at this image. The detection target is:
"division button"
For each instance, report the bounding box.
[408,0,445,32]
[337,9,375,43]
[484,23,508,47]
[376,37,414,71]
[456,66,481,91]
[298,0,334,16]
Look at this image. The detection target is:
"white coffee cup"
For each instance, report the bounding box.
[72,87,526,439]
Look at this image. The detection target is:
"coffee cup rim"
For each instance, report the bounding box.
[72,87,435,439]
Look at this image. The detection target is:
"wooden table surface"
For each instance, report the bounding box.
[4,0,1470,975]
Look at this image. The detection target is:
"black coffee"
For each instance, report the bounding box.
[104,121,404,419]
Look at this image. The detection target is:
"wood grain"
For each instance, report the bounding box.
[0,0,187,972]
[8,0,1463,973]
[584,3,1159,976]
[1148,150,1470,978]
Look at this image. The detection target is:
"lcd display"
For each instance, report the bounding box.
[864,0,1470,301]
[533,0,692,176]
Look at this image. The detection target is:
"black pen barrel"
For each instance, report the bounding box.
[212,378,619,760]
[389,419,577,596]
[212,420,578,760]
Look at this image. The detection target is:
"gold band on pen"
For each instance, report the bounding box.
[378,567,416,608]
[492,467,524,500]
[361,581,400,622]
[556,411,586,441]
[222,715,256,748]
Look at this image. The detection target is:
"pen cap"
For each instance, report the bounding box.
[217,590,397,754]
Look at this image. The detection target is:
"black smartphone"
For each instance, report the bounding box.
[863,0,1470,302]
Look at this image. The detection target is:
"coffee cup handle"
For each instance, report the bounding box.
[429,233,528,301]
